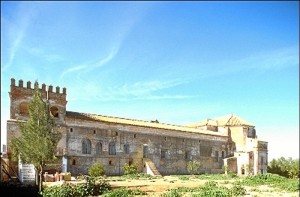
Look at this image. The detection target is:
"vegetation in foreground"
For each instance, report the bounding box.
[2,172,298,197]
[9,85,62,192]
[3,156,299,196]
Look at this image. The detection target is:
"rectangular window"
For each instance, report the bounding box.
[215,151,219,162]
[161,149,166,159]
[143,145,148,158]
[124,144,130,154]
[261,156,264,165]
[109,142,116,155]
[185,151,191,160]
[200,145,212,157]
[221,151,225,158]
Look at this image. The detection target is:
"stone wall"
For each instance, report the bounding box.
[64,117,228,176]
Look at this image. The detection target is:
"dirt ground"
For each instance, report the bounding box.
[44,175,299,197]
[107,176,299,197]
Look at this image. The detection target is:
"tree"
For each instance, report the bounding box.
[9,82,61,191]
[268,157,299,178]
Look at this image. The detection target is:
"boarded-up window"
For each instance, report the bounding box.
[82,139,91,154]
[96,142,102,155]
[200,145,212,157]
[19,102,29,114]
[109,142,116,155]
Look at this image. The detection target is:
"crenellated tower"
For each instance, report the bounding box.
[9,78,67,124]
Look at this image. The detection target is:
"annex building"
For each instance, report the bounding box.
[4,78,268,179]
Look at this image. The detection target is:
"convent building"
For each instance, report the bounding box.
[4,78,268,179]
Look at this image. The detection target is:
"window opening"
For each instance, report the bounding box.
[161,149,166,159]
[109,142,116,155]
[124,144,130,154]
[96,142,102,155]
[82,139,91,154]
[215,151,219,162]
[19,102,29,114]
[50,106,59,117]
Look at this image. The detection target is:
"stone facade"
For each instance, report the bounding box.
[6,78,268,177]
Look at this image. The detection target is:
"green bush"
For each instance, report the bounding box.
[160,189,181,197]
[123,172,154,180]
[198,181,232,196]
[88,162,105,177]
[187,160,201,175]
[102,187,146,197]
[231,181,246,196]
[41,180,111,197]
[242,173,299,192]
[123,163,138,175]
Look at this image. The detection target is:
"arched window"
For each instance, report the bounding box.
[96,142,102,155]
[82,139,91,154]
[19,102,29,114]
[109,142,116,155]
[50,106,59,118]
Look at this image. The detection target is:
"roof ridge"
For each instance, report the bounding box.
[67,110,188,128]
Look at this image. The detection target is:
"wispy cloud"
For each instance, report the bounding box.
[116,79,188,97]
[190,46,299,79]
[60,2,155,79]
[2,2,40,71]
[60,45,119,79]
[23,46,64,63]
[2,20,26,71]
[67,78,194,102]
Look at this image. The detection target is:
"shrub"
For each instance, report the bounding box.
[123,163,138,175]
[123,172,154,180]
[187,160,201,175]
[242,173,299,192]
[160,189,181,197]
[231,181,246,196]
[198,181,231,196]
[88,162,105,177]
[102,187,146,197]
[41,180,111,197]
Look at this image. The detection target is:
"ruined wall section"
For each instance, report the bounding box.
[65,117,228,175]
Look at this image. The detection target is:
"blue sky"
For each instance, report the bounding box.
[1,1,299,160]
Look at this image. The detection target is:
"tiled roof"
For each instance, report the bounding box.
[66,111,227,136]
[187,114,254,127]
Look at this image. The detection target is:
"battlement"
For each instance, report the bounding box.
[10,78,67,95]
[9,78,68,120]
